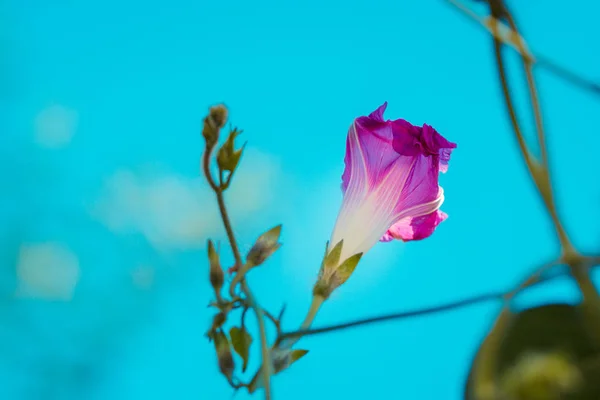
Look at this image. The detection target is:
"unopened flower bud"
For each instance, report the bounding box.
[247,225,282,266]
[202,104,228,148]
[207,240,224,294]
[213,330,235,379]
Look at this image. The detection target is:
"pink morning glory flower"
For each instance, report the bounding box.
[329,102,456,264]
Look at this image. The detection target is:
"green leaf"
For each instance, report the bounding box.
[464,303,600,400]
[272,348,310,375]
[217,129,244,172]
[290,349,309,364]
[323,240,343,270]
[333,252,362,286]
[229,326,253,372]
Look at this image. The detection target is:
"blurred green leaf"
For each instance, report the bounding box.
[272,348,310,374]
[217,128,244,173]
[323,240,343,270]
[335,253,362,283]
[230,326,253,372]
[464,303,600,400]
[290,349,309,364]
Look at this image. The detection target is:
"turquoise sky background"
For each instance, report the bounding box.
[2,0,600,399]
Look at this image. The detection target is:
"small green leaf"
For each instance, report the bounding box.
[230,326,253,372]
[323,240,343,270]
[217,129,244,172]
[272,348,310,375]
[248,348,310,393]
[290,349,309,364]
[334,252,362,285]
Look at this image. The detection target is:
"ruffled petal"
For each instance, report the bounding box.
[383,209,448,242]
[332,103,456,260]
[368,102,387,121]
[420,124,456,173]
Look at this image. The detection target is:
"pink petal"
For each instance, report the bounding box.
[341,104,400,193]
[420,124,456,173]
[383,209,448,242]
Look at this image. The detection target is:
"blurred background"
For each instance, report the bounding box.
[1,0,599,399]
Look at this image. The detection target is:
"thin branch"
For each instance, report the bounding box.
[263,309,283,335]
[240,280,272,399]
[501,13,576,255]
[241,306,249,328]
[491,37,574,253]
[505,14,548,167]
[275,295,324,348]
[202,147,219,192]
[445,0,600,98]
[490,0,600,349]
[277,257,595,341]
[490,36,534,170]
[278,292,501,341]
[202,147,273,400]
[536,55,600,96]
[214,190,243,268]
[504,259,562,301]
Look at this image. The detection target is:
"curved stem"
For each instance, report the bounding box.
[277,295,324,347]
[202,146,219,192]
[492,37,574,253]
[202,149,272,400]
[241,280,272,398]
[493,15,599,310]
[215,189,243,268]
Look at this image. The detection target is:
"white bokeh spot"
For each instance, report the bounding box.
[34,104,78,148]
[16,242,81,300]
[92,148,282,250]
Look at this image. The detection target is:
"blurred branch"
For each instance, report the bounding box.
[279,251,600,339]
[536,54,600,96]
[445,0,600,98]
[444,1,600,396]
[279,292,501,340]
[445,0,600,309]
